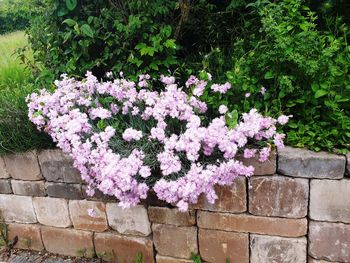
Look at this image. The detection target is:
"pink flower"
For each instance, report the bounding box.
[245,93,251,98]
[122,128,142,142]
[277,115,292,125]
[87,208,97,217]
[260,87,267,94]
[218,105,228,115]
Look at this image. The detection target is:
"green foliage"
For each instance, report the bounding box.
[203,0,350,153]
[0,0,36,34]
[0,31,53,155]
[27,0,179,83]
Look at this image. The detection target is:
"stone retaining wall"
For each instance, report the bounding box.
[0,147,349,263]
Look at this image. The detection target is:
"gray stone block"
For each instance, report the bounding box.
[0,179,12,194]
[38,149,82,183]
[46,182,83,200]
[278,146,345,179]
[11,180,46,196]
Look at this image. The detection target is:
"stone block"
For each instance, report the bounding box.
[94,232,154,262]
[33,197,71,227]
[278,146,345,179]
[249,176,308,218]
[193,176,246,213]
[0,179,12,194]
[152,224,197,259]
[0,194,36,223]
[199,229,249,263]
[309,258,340,263]
[82,185,116,202]
[11,180,45,196]
[0,157,9,178]
[3,151,42,180]
[309,221,350,262]
[69,200,108,232]
[156,255,193,263]
[310,179,350,223]
[46,182,83,200]
[41,226,94,257]
[250,234,307,263]
[148,206,195,226]
[106,203,151,236]
[239,150,276,175]
[7,223,43,251]
[197,211,307,237]
[38,149,82,183]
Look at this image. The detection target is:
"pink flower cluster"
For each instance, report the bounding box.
[27,72,288,211]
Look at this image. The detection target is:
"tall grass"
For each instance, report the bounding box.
[0,31,53,154]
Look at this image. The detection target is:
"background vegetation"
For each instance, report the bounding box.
[1,0,350,154]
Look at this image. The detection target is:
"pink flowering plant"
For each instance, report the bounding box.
[27,71,290,211]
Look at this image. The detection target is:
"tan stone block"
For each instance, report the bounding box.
[148,206,195,226]
[156,255,193,263]
[94,231,154,263]
[152,224,197,259]
[33,197,71,227]
[41,226,94,257]
[197,211,307,237]
[69,200,108,232]
[309,257,340,263]
[310,179,350,223]
[0,194,36,223]
[0,157,9,179]
[11,180,45,196]
[309,221,350,262]
[199,229,249,263]
[106,203,151,236]
[250,235,307,263]
[239,150,276,175]
[193,177,246,213]
[249,176,309,218]
[3,151,42,180]
[8,223,43,251]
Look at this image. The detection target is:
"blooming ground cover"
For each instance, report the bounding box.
[27,72,289,210]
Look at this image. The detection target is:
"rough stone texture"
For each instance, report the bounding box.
[239,150,277,175]
[41,226,94,257]
[7,223,44,251]
[0,156,9,178]
[81,185,116,202]
[309,221,350,262]
[197,211,307,237]
[193,177,246,213]
[69,200,108,232]
[278,146,345,179]
[346,153,350,176]
[94,232,154,263]
[38,149,82,183]
[148,206,196,226]
[106,203,151,236]
[11,180,45,196]
[3,151,42,180]
[156,255,193,263]
[199,229,249,263]
[152,224,198,259]
[33,197,71,227]
[309,258,340,263]
[250,235,307,263]
[0,194,36,223]
[310,179,350,223]
[0,179,12,194]
[46,182,82,200]
[249,176,309,218]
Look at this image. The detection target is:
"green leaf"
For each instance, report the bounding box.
[81,24,94,38]
[62,19,76,27]
[314,90,328,99]
[264,71,274,79]
[65,0,77,11]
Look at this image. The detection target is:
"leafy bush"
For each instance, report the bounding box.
[0,31,53,154]
[0,0,34,34]
[27,72,287,210]
[203,0,350,153]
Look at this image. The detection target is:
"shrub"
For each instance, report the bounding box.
[0,0,34,34]
[204,0,350,153]
[27,72,287,210]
